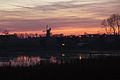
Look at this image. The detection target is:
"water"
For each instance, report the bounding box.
[0,51,120,67]
[0,56,41,67]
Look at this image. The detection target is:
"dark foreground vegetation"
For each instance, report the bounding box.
[0,56,120,80]
[0,34,120,54]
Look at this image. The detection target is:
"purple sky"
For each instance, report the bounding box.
[0,0,120,35]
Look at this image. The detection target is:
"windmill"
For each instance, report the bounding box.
[43,25,51,38]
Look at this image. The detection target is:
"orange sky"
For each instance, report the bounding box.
[10,27,105,35]
[0,0,120,35]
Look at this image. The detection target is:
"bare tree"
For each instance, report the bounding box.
[101,20,109,34]
[101,19,112,34]
[101,14,120,35]
[113,14,120,35]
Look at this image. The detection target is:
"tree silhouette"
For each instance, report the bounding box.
[101,14,120,35]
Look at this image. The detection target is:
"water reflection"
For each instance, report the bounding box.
[0,52,120,67]
[10,56,41,67]
[0,56,41,67]
[49,56,57,64]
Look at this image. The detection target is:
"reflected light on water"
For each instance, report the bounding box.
[49,56,57,64]
[79,56,82,60]
[10,56,41,67]
[62,54,65,57]
[0,52,120,67]
[0,56,41,67]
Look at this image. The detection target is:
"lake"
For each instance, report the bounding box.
[0,50,120,67]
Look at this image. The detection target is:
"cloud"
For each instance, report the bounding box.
[11,5,33,9]
[0,0,119,34]
[0,17,101,32]
[27,0,119,12]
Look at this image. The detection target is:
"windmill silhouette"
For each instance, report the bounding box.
[43,25,51,38]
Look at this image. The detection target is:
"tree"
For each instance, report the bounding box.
[101,14,120,35]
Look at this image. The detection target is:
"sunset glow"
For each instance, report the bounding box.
[0,0,120,35]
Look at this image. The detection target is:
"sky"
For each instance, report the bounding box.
[0,0,120,35]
